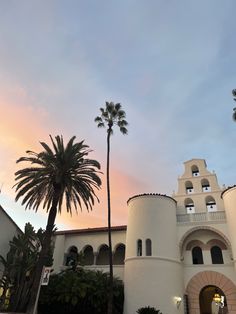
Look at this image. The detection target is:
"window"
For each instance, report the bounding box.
[192,246,203,264]
[185,198,195,214]
[137,239,142,256]
[191,165,199,177]
[211,246,224,264]
[146,239,152,256]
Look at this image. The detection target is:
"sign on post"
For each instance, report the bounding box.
[41,267,51,286]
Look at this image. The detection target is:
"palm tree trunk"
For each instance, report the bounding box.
[26,187,61,314]
[107,129,113,314]
[12,271,26,311]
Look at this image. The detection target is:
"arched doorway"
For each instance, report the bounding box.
[186,271,236,313]
[199,285,227,314]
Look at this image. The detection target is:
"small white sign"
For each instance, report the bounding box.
[41,267,51,286]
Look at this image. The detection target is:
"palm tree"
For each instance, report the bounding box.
[14,135,101,314]
[95,102,128,314]
[232,89,236,121]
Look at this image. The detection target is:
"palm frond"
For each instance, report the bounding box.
[118,120,128,127]
[118,110,126,119]
[106,102,115,112]
[95,116,102,123]
[120,127,128,134]
[39,141,54,157]
[115,103,121,111]
[97,122,105,128]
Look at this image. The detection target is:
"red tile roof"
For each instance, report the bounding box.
[55,225,127,235]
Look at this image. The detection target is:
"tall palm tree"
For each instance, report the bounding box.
[232,89,236,121]
[14,135,101,314]
[95,102,128,314]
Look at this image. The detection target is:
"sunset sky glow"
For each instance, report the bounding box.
[0,1,236,231]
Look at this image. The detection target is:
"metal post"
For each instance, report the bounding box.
[32,267,45,314]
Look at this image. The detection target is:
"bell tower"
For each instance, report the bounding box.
[173,159,224,215]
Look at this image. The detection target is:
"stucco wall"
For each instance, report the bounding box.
[52,229,126,280]
[124,258,184,314]
[222,186,236,266]
[0,207,21,276]
[124,194,183,314]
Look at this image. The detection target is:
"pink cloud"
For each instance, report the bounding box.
[56,167,149,229]
[0,91,50,198]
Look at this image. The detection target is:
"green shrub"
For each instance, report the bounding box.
[136,306,162,314]
[38,268,124,314]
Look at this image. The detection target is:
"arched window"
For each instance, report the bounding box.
[137,239,142,256]
[192,246,203,264]
[96,244,109,265]
[211,246,224,264]
[185,198,195,214]
[146,239,152,256]
[205,196,217,212]
[201,178,211,192]
[185,181,194,194]
[65,246,78,267]
[82,245,94,265]
[113,244,125,265]
[191,165,199,177]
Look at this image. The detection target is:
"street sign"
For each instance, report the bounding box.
[41,267,51,286]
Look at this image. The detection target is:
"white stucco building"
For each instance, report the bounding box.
[52,159,236,314]
[0,205,22,277]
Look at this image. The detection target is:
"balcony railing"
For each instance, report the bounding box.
[176,211,226,223]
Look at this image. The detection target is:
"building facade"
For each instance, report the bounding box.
[0,205,22,277]
[52,159,236,314]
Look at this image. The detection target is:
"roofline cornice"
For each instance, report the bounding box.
[127,193,177,205]
[55,225,127,236]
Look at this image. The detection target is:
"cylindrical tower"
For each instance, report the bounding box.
[123,194,184,314]
[222,186,236,268]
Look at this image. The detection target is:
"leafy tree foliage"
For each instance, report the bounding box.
[0,223,53,312]
[38,268,124,314]
[14,135,101,313]
[95,102,128,314]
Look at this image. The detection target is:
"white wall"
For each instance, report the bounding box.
[0,206,21,276]
[222,186,236,268]
[52,229,126,280]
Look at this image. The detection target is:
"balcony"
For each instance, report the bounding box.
[176,211,226,224]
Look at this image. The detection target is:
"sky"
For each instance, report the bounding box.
[0,0,236,232]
